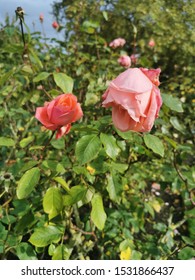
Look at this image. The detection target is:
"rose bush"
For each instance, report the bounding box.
[35,93,83,139]
[102,68,162,132]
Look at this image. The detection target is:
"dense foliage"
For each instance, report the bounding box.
[0,0,194,260]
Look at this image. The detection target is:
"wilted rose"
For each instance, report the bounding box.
[118,55,131,68]
[102,68,162,132]
[109,38,126,49]
[52,21,59,29]
[35,94,83,139]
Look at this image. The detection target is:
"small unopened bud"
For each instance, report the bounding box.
[39,14,44,23]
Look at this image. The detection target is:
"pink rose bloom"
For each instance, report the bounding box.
[35,94,83,139]
[39,14,44,22]
[118,55,131,68]
[52,21,59,29]
[109,38,126,49]
[148,39,155,48]
[102,68,162,132]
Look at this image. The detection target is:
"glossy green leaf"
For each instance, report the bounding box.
[43,187,63,219]
[16,167,40,199]
[0,137,15,147]
[19,136,35,148]
[53,72,73,92]
[170,117,185,133]
[63,185,87,206]
[29,226,63,247]
[106,173,123,202]
[53,177,70,192]
[102,11,108,21]
[143,134,164,157]
[16,242,37,260]
[52,244,72,260]
[91,193,107,230]
[162,93,183,112]
[100,133,120,160]
[178,247,195,260]
[20,160,39,173]
[33,72,50,82]
[75,134,101,165]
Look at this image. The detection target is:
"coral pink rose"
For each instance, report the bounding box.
[109,38,126,49]
[102,68,162,132]
[118,55,131,68]
[35,94,83,139]
[52,21,59,29]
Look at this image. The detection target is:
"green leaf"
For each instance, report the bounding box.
[75,134,101,165]
[0,68,15,86]
[91,193,107,230]
[178,247,195,260]
[0,137,15,147]
[162,93,183,112]
[106,173,123,202]
[53,72,73,93]
[53,177,70,192]
[19,136,35,148]
[143,134,164,157]
[33,72,50,82]
[102,11,108,21]
[100,133,120,160]
[20,160,39,173]
[51,137,65,149]
[170,117,185,133]
[42,160,65,174]
[16,242,37,260]
[52,244,72,260]
[109,162,128,174]
[28,47,43,69]
[29,226,63,247]
[63,185,87,206]
[16,167,40,199]
[43,187,63,219]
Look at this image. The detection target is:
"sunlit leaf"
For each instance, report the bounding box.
[29,226,63,247]
[91,193,107,230]
[144,134,164,157]
[16,167,40,199]
[53,72,73,92]
[75,134,101,165]
[0,137,15,147]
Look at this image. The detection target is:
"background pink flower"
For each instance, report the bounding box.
[52,21,59,29]
[118,55,131,68]
[35,93,83,139]
[102,68,162,132]
[109,38,126,48]
[148,39,155,48]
